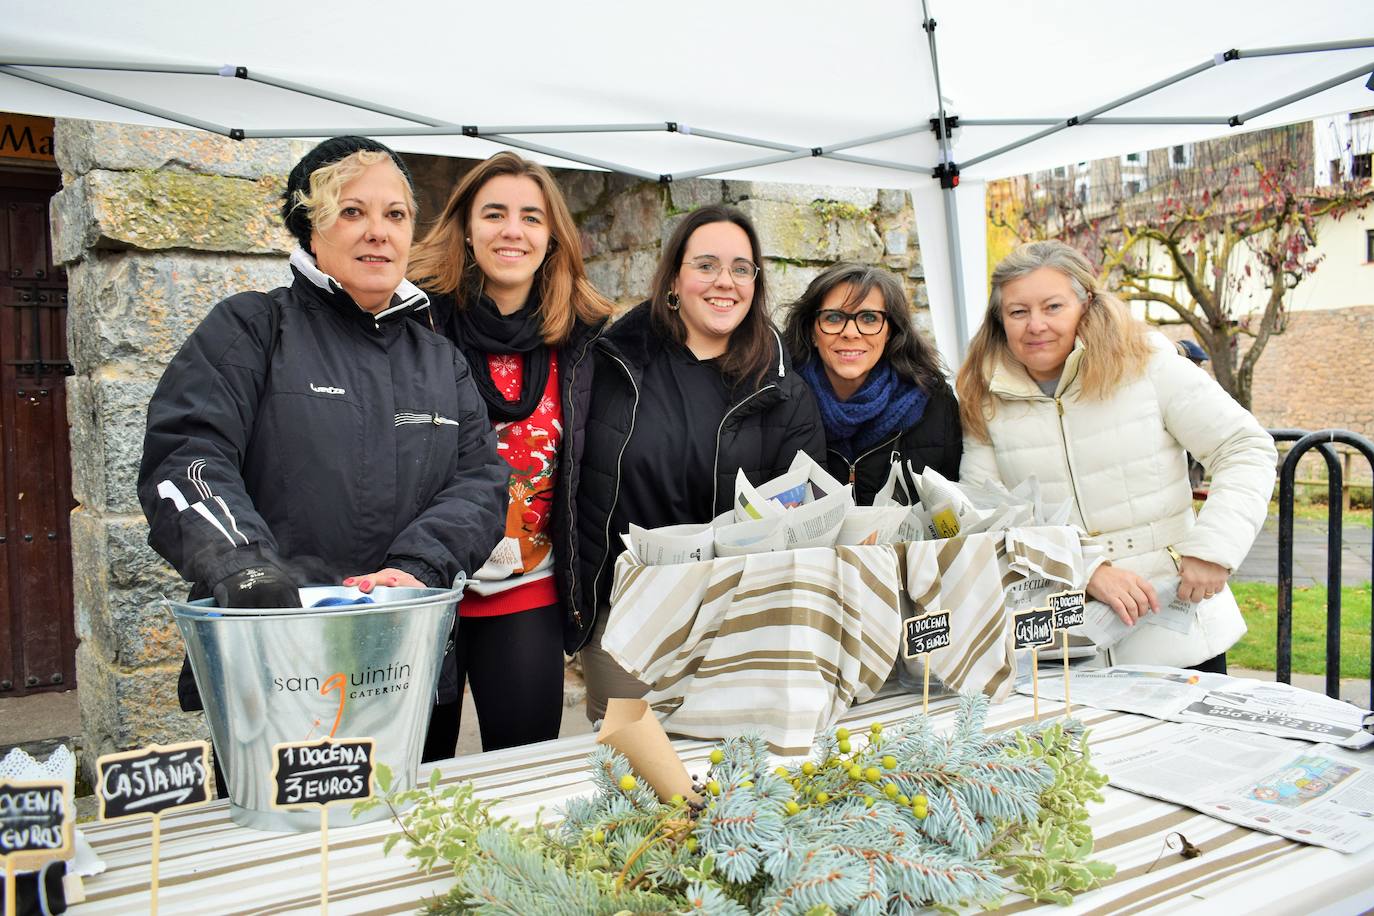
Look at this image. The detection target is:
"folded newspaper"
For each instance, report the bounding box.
[623,456,1084,566]
[1020,665,1374,749]
[1093,722,1374,853]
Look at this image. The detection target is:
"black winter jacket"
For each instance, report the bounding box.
[417,291,607,617]
[139,266,508,600]
[560,302,826,653]
[822,382,963,505]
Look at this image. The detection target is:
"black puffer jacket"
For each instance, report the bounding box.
[418,291,607,623]
[822,382,963,505]
[560,302,826,653]
[139,264,508,598]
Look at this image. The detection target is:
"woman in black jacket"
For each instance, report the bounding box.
[139,136,508,734]
[566,205,826,720]
[781,263,961,505]
[407,152,614,758]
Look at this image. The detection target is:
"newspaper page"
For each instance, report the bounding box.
[1021,665,1374,749]
[623,522,715,566]
[835,505,910,546]
[781,484,852,549]
[1095,722,1374,853]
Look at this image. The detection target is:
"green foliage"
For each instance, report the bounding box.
[1229,581,1372,678]
[368,697,1115,914]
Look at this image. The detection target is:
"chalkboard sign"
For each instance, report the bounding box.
[903,610,951,658]
[0,780,72,868]
[1049,590,1086,631]
[271,738,375,809]
[96,741,211,822]
[1012,607,1055,650]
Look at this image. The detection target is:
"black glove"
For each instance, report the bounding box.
[211,564,299,609]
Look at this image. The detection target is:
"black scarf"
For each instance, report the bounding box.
[448,290,551,423]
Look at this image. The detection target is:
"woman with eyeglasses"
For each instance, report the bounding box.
[781,263,960,505]
[564,204,825,721]
[407,152,614,759]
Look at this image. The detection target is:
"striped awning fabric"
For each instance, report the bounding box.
[604,544,904,753]
[908,526,1089,702]
[74,691,1374,914]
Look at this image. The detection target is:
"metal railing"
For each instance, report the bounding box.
[1269,429,1374,708]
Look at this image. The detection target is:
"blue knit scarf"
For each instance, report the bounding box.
[799,358,929,459]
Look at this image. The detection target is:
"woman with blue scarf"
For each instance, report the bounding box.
[782,263,961,504]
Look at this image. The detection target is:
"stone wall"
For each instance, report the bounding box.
[53,120,926,778]
[404,154,925,321]
[51,121,303,775]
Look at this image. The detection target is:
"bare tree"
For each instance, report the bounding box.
[990,124,1373,408]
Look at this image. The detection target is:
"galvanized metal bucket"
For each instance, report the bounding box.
[170,585,460,832]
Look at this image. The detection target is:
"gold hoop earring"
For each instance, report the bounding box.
[667,291,680,311]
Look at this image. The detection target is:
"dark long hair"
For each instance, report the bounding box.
[781,262,945,392]
[648,205,776,389]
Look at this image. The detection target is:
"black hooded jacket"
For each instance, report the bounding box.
[138,263,508,599]
[558,302,825,653]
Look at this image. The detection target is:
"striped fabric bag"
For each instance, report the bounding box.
[903,526,1089,702]
[603,545,903,754]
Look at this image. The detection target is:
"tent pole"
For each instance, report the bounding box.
[1232,59,1374,125]
[941,185,970,362]
[667,149,816,182]
[483,135,660,181]
[1237,38,1374,58]
[0,65,232,136]
[921,0,970,355]
[822,152,933,174]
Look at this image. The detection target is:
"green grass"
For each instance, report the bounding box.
[1229,581,1372,678]
[1266,501,1373,528]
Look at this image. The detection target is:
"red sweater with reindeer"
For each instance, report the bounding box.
[459,351,562,617]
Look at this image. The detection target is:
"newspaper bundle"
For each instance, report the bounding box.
[1020,665,1374,749]
[1093,722,1374,853]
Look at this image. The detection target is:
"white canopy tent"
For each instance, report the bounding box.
[4,0,1372,367]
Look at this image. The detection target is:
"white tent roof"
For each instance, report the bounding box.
[5,1,1372,363]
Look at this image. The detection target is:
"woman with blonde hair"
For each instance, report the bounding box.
[140,136,507,786]
[408,152,614,758]
[956,240,1276,671]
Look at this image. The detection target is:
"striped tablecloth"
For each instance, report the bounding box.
[73,691,1374,915]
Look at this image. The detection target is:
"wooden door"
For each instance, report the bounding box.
[0,167,75,695]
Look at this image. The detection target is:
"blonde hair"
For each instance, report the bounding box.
[956,240,1153,442]
[292,150,418,238]
[408,152,612,346]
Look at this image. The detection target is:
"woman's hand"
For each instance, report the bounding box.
[343,568,426,593]
[1087,564,1160,626]
[1177,555,1230,605]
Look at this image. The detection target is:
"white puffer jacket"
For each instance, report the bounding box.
[961,333,1277,667]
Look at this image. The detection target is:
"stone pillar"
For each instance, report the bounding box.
[50,120,304,778]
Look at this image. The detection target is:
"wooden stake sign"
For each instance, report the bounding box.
[96,740,211,916]
[0,779,73,916]
[903,610,951,716]
[1049,590,1087,716]
[271,738,375,915]
[1012,607,1055,721]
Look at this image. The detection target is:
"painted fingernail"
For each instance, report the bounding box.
[343,577,357,586]
[359,579,373,593]
[385,576,398,586]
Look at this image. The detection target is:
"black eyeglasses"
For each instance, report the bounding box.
[682,256,760,284]
[815,309,887,335]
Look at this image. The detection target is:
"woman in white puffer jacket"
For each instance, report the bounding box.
[955,241,1276,671]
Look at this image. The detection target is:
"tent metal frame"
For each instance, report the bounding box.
[2,34,1370,351]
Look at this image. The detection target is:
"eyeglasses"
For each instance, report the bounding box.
[815,309,887,335]
[682,256,760,284]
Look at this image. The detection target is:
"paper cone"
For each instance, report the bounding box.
[597,699,699,802]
